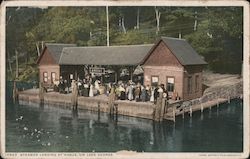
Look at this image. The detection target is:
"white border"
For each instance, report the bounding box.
[0,0,249,159]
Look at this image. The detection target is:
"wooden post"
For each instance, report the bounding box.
[200,103,203,113]
[129,66,134,81]
[106,6,110,46]
[189,106,192,117]
[115,104,118,121]
[108,87,115,115]
[98,101,100,113]
[228,96,230,104]
[15,50,19,78]
[182,107,185,119]
[115,71,118,83]
[12,80,18,103]
[155,92,163,121]
[172,106,176,122]
[39,82,44,105]
[160,97,166,121]
[71,80,78,110]
[97,101,100,121]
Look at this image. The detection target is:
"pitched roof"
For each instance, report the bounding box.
[45,43,76,63]
[160,37,207,65]
[59,44,154,65]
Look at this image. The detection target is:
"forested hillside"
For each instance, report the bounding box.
[6,6,243,81]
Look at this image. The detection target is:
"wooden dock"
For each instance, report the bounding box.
[18,80,242,122]
[164,98,228,121]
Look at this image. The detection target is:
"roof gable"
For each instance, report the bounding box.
[37,46,57,65]
[161,37,207,65]
[142,37,207,66]
[143,41,182,67]
[37,43,76,64]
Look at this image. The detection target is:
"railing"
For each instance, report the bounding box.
[164,81,243,122]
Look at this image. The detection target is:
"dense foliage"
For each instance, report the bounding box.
[6,6,243,81]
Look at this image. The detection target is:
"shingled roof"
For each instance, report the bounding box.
[38,37,206,66]
[59,44,154,65]
[45,43,76,63]
[160,37,207,65]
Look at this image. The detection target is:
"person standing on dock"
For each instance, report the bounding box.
[120,84,126,100]
[141,86,147,102]
[154,86,159,104]
[135,84,141,102]
[94,80,100,94]
[145,85,150,101]
[161,84,168,100]
[127,83,134,101]
[89,84,94,97]
[150,86,155,102]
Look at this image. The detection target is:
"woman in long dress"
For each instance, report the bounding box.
[89,84,94,97]
[150,87,155,102]
[140,86,146,102]
[127,85,133,101]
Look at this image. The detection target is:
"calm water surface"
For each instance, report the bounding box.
[6,99,243,152]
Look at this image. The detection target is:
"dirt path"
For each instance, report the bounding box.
[202,71,242,94]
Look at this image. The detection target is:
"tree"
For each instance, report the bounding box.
[185,7,243,73]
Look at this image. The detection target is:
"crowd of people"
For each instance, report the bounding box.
[54,76,180,103]
[107,81,171,103]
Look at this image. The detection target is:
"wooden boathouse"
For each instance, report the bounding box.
[37,37,207,101]
[142,37,207,100]
[18,37,243,122]
[36,43,76,87]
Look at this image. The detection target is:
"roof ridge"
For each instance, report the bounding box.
[62,44,154,49]
[46,43,76,45]
[161,36,186,41]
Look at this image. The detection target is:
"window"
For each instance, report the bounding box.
[195,75,199,91]
[51,72,56,83]
[70,74,74,80]
[187,76,192,93]
[43,72,48,83]
[167,77,175,92]
[151,76,159,87]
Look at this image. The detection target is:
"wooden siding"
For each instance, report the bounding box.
[38,48,57,65]
[183,66,203,100]
[143,41,182,67]
[142,40,204,101]
[39,65,60,86]
[143,66,184,99]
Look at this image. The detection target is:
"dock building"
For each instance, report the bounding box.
[37,37,207,100]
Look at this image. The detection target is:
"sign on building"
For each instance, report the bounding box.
[90,67,105,75]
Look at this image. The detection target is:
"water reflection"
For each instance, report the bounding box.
[6,100,243,152]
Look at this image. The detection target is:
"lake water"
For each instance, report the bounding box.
[6,99,243,152]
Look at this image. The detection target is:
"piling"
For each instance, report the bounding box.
[71,80,78,110]
[114,103,118,121]
[200,103,203,113]
[189,106,192,117]
[228,96,231,104]
[98,101,100,113]
[108,87,115,115]
[154,92,163,121]
[97,101,100,121]
[172,106,176,122]
[39,82,44,105]
[159,97,166,121]
[182,107,185,119]
[12,80,18,103]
